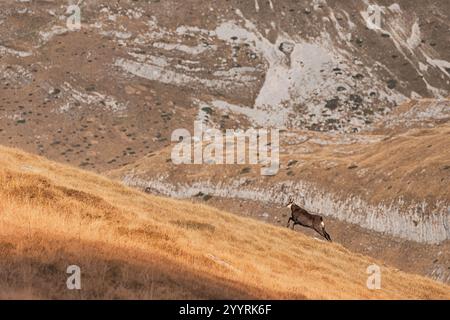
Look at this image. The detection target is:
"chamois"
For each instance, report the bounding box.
[286,197,332,242]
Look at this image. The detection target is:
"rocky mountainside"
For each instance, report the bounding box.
[1,0,450,172]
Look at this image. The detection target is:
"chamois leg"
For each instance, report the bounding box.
[286,217,293,228]
[313,226,331,242]
[323,228,332,242]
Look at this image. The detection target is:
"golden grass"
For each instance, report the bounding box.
[0,145,449,299]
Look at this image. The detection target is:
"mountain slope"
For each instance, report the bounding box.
[1,0,450,171]
[109,115,450,244]
[0,146,449,299]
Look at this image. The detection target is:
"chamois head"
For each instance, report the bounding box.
[286,196,294,208]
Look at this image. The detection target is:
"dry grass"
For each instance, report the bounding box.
[0,145,449,299]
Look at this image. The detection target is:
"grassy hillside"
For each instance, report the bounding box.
[0,146,449,299]
[108,119,450,244]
